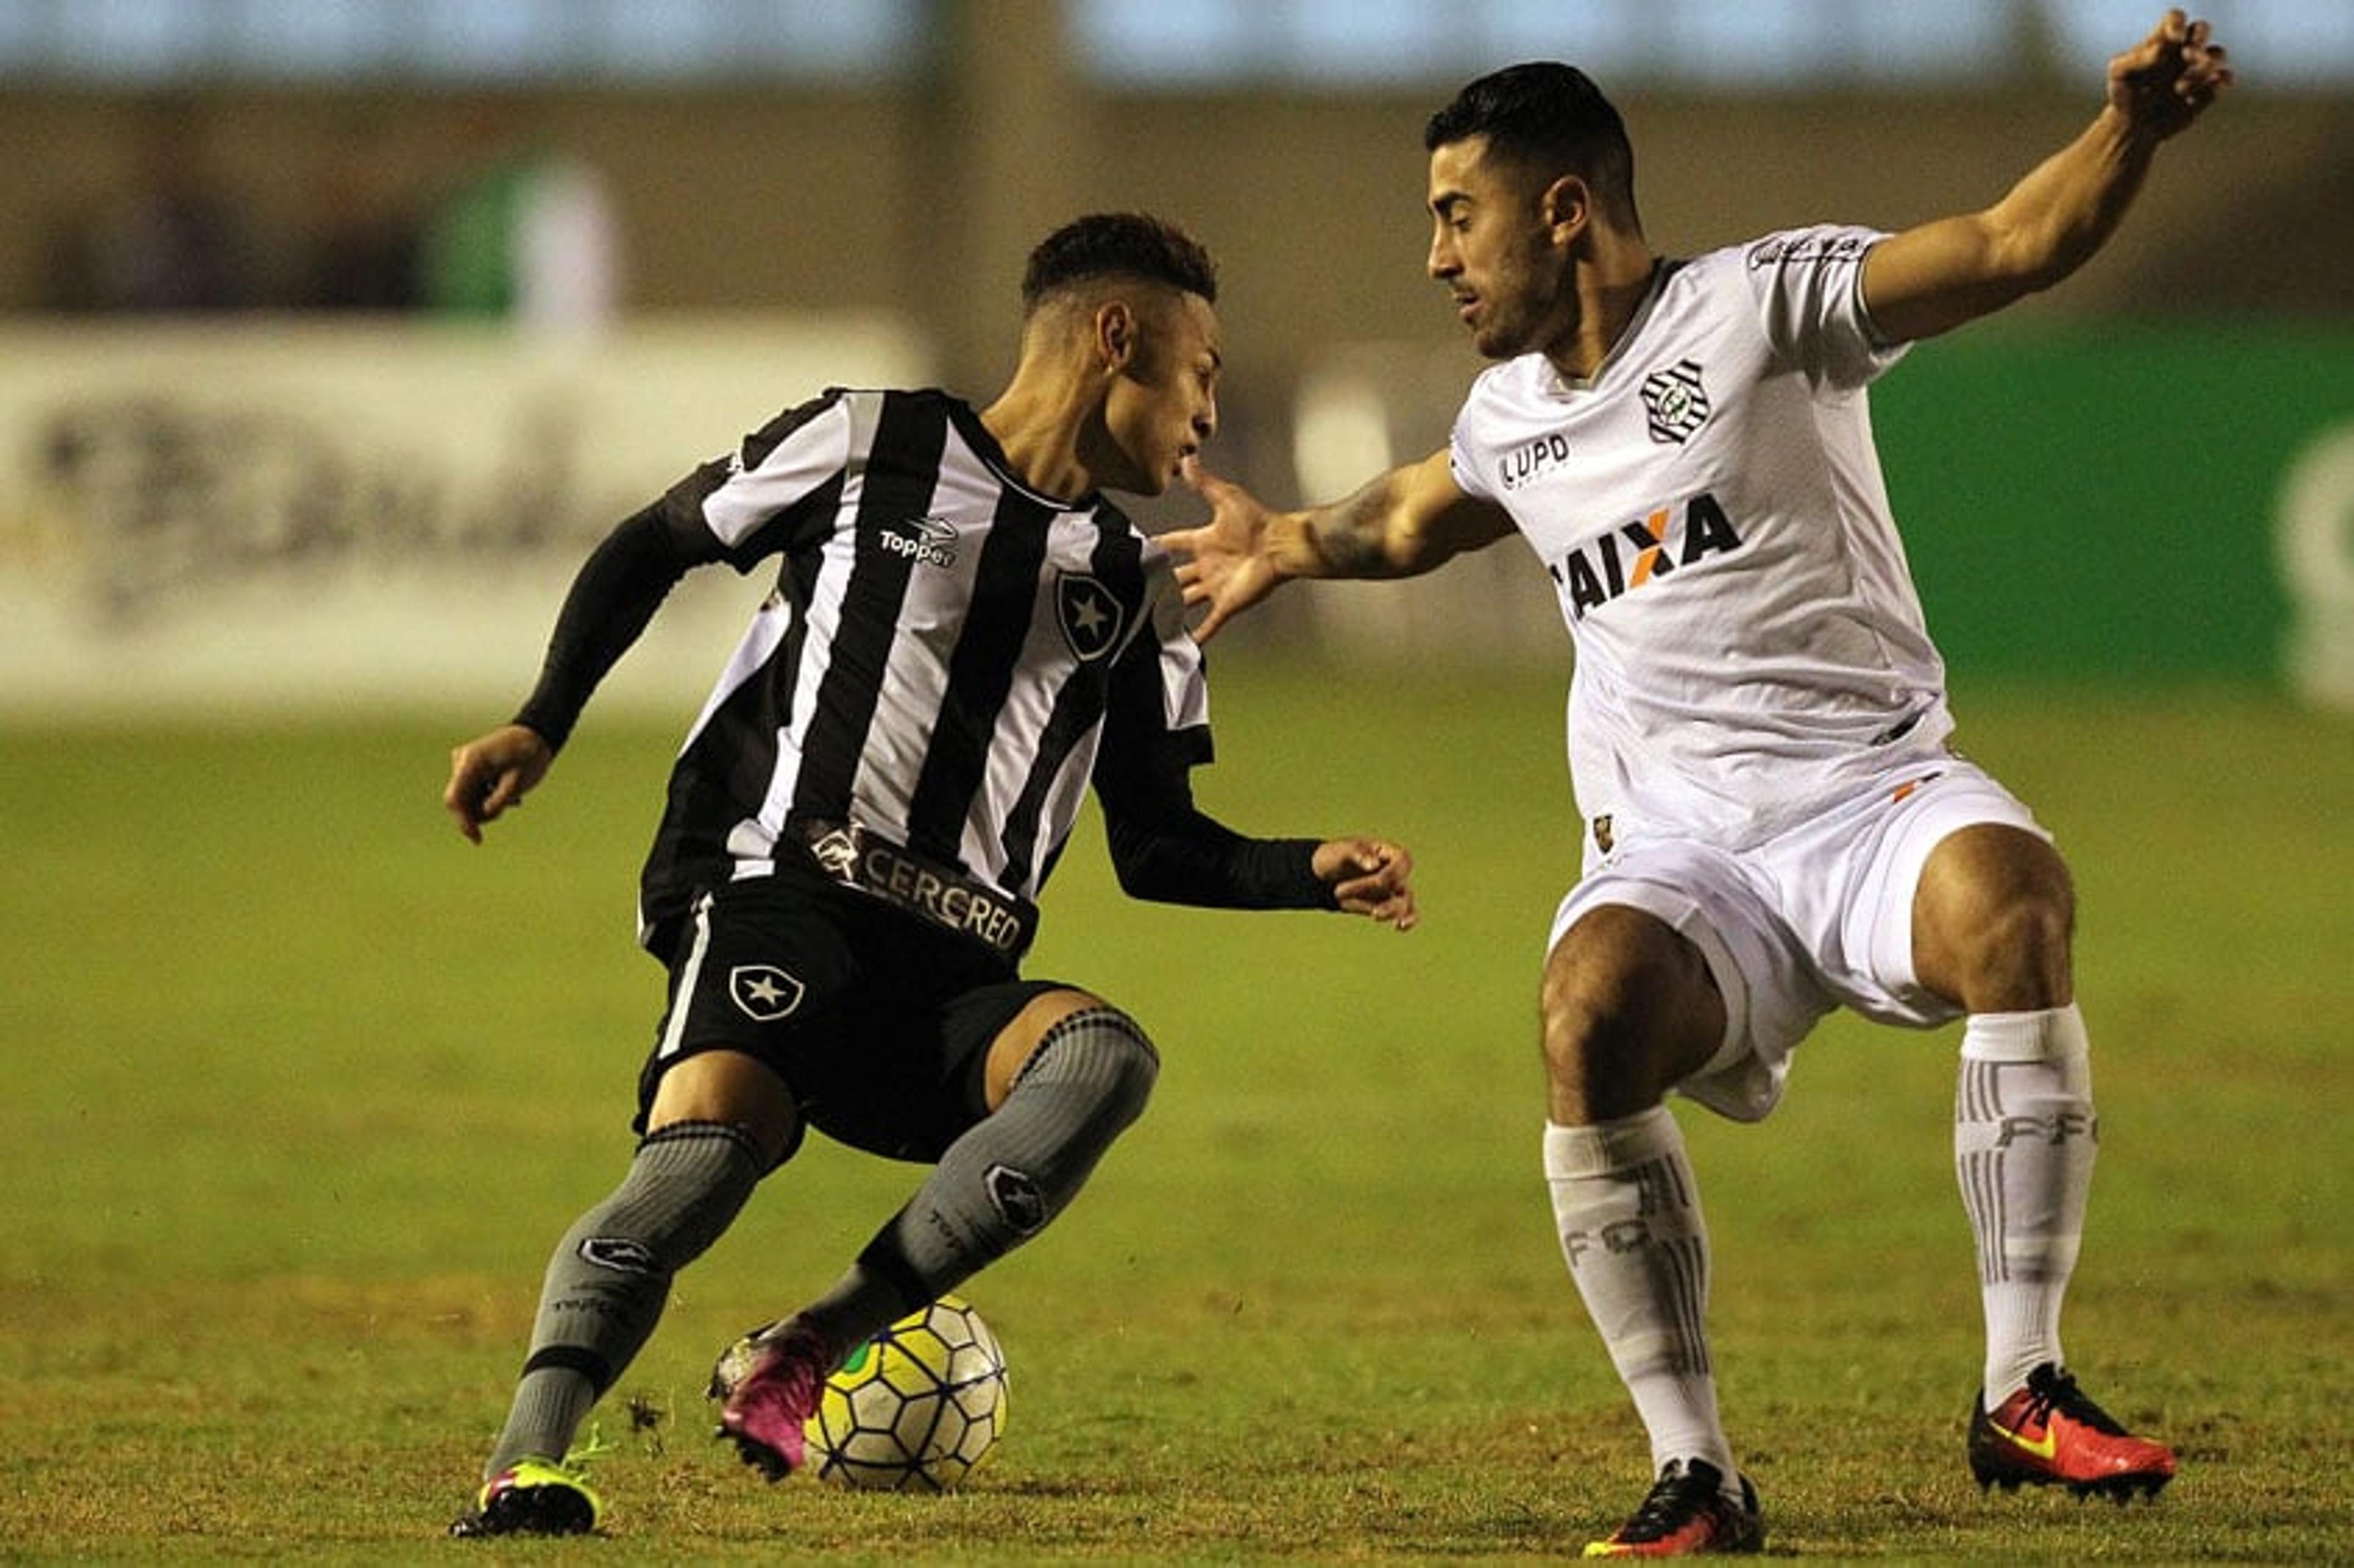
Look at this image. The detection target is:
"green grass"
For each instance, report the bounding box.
[2,664,2348,1561]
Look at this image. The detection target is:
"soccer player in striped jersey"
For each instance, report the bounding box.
[1168,13,2229,1557]
[441,212,1417,1537]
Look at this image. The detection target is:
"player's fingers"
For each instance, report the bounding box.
[1355,842,1412,889]
[2116,13,2177,75]
[1182,459,1229,500]
[1364,885,1419,931]
[444,778,489,842]
[444,752,488,828]
[480,769,529,820]
[1333,845,1414,909]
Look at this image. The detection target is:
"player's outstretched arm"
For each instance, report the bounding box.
[1165,449,1512,642]
[1313,837,1419,931]
[1862,8,2232,345]
[444,722,555,843]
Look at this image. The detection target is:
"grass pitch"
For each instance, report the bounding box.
[1,663,2347,1561]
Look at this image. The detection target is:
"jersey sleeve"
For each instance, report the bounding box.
[1099,566,1214,784]
[1447,368,1509,504]
[1091,569,1330,910]
[661,388,855,571]
[509,390,858,748]
[1737,226,1909,393]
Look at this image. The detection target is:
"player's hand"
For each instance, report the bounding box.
[1313,837,1418,931]
[444,723,554,843]
[2108,10,2232,141]
[1163,459,1289,644]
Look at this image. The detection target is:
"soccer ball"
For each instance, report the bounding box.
[801,1295,1008,1491]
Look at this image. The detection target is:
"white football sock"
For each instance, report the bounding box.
[1544,1108,1735,1486]
[1954,1005,2096,1404]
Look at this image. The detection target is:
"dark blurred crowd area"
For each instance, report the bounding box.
[38,97,617,323]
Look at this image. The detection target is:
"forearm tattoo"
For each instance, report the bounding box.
[1304,477,1405,578]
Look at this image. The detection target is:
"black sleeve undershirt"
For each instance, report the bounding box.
[1095,734,1333,913]
[1103,797,1333,911]
[512,503,720,751]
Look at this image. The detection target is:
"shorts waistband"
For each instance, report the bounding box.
[787,817,1038,962]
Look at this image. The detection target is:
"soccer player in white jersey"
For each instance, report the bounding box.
[1168,12,2230,1557]
[440,213,1418,1537]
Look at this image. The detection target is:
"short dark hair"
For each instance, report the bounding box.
[1021,212,1218,315]
[1424,63,1639,227]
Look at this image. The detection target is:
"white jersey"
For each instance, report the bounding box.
[1449,224,1955,851]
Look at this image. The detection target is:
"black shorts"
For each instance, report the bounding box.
[636,864,1072,1163]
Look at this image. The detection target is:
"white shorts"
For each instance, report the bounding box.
[1546,756,2048,1123]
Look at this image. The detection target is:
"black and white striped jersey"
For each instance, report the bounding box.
[635,386,1212,944]
[512,386,1328,956]
[496,384,1333,957]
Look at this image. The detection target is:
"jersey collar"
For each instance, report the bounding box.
[1544,257,1681,397]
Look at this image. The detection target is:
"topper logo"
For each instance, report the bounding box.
[878,516,959,568]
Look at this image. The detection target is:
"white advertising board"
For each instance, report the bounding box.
[0,314,931,718]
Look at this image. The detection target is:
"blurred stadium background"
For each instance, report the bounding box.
[0,0,2348,717]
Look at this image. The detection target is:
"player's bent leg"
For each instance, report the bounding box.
[1948,1005,2173,1498]
[455,1050,792,1534]
[1913,828,2175,1497]
[877,991,1157,1293]
[714,994,1157,1483]
[1540,908,1756,1547]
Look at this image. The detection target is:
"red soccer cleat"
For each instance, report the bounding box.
[1583,1458,1765,1558]
[1969,1362,2177,1501]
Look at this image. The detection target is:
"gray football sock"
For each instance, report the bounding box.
[801,1007,1157,1357]
[484,1120,768,1477]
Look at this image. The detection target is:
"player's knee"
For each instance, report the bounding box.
[1018,1005,1159,1136]
[1540,907,1720,1113]
[1930,877,2074,1013]
[1917,828,2076,1010]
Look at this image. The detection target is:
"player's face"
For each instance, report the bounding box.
[1102,289,1221,497]
[1427,137,1577,360]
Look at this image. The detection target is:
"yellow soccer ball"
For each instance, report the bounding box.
[802,1295,1008,1491]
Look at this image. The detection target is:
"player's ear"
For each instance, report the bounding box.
[1541,174,1593,243]
[1093,299,1139,373]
